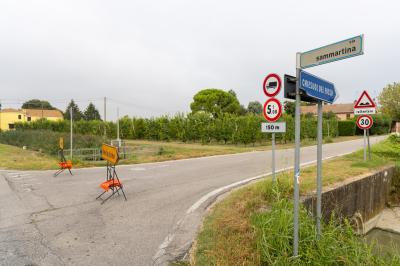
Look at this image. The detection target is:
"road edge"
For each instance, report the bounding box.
[152,151,354,265]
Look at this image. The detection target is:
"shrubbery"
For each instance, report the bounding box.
[0,130,104,155]
[12,113,389,146]
[338,120,356,136]
[13,115,341,145]
[355,114,392,135]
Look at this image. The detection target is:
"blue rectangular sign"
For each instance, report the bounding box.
[299,71,337,103]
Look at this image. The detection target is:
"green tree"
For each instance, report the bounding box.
[83,102,101,121]
[190,89,241,118]
[284,101,295,116]
[247,101,263,114]
[378,82,400,121]
[22,99,55,110]
[228,89,237,98]
[64,99,83,120]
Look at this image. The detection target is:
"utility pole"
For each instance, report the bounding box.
[70,107,73,159]
[117,107,120,147]
[0,99,2,132]
[104,97,107,137]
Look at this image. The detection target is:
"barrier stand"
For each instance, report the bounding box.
[54,137,73,177]
[96,144,127,204]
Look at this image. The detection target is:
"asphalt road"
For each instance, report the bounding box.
[0,136,386,266]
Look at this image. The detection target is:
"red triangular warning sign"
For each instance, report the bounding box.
[354,90,376,109]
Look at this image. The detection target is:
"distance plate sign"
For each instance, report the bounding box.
[356,115,373,130]
[263,98,282,122]
[263,73,282,97]
[261,122,286,133]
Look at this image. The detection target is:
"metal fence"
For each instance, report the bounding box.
[61,144,135,161]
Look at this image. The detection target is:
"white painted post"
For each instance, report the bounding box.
[70,107,73,159]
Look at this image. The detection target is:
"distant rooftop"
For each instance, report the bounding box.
[0,108,63,118]
[23,108,63,118]
[301,103,354,114]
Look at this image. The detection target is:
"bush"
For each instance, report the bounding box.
[13,114,341,145]
[338,120,356,136]
[369,114,391,135]
[0,130,104,155]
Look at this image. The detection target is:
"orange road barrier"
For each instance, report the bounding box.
[54,140,73,177]
[96,144,127,204]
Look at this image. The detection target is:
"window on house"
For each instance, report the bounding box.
[346,114,350,119]
[18,115,21,119]
[27,117,31,121]
[8,124,15,129]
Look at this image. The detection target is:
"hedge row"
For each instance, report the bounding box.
[12,113,342,145]
[0,130,104,155]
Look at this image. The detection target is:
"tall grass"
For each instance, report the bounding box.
[251,191,400,265]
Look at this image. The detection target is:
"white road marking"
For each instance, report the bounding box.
[130,167,146,171]
[154,151,354,264]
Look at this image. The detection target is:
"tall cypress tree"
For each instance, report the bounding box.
[83,102,102,121]
[64,100,83,120]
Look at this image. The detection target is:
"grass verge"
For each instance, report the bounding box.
[0,135,362,170]
[194,135,400,265]
[0,143,59,170]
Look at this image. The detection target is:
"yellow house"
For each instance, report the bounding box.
[0,108,64,131]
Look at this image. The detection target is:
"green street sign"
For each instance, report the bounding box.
[300,35,364,69]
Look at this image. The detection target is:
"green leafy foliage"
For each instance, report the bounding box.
[252,196,399,265]
[64,99,83,120]
[338,120,356,136]
[190,89,241,118]
[83,102,102,121]
[284,101,295,116]
[13,113,387,146]
[378,82,400,121]
[247,101,263,115]
[0,130,103,155]
[21,99,55,110]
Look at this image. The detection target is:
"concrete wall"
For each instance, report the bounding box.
[303,166,396,233]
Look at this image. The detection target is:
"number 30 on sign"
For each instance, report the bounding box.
[263,98,282,122]
[356,115,373,130]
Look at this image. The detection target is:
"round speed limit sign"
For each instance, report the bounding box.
[356,115,373,130]
[263,98,282,122]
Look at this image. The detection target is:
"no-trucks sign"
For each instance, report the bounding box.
[263,73,282,97]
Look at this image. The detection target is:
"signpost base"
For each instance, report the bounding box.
[272,133,276,182]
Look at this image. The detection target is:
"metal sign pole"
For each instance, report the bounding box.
[316,101,323,238]
[117,107,120,147]
[367,129,371,160]
[293,53,301,257]
[272,133,276,182]
[363,129,366,161]
[70,107,73,159]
